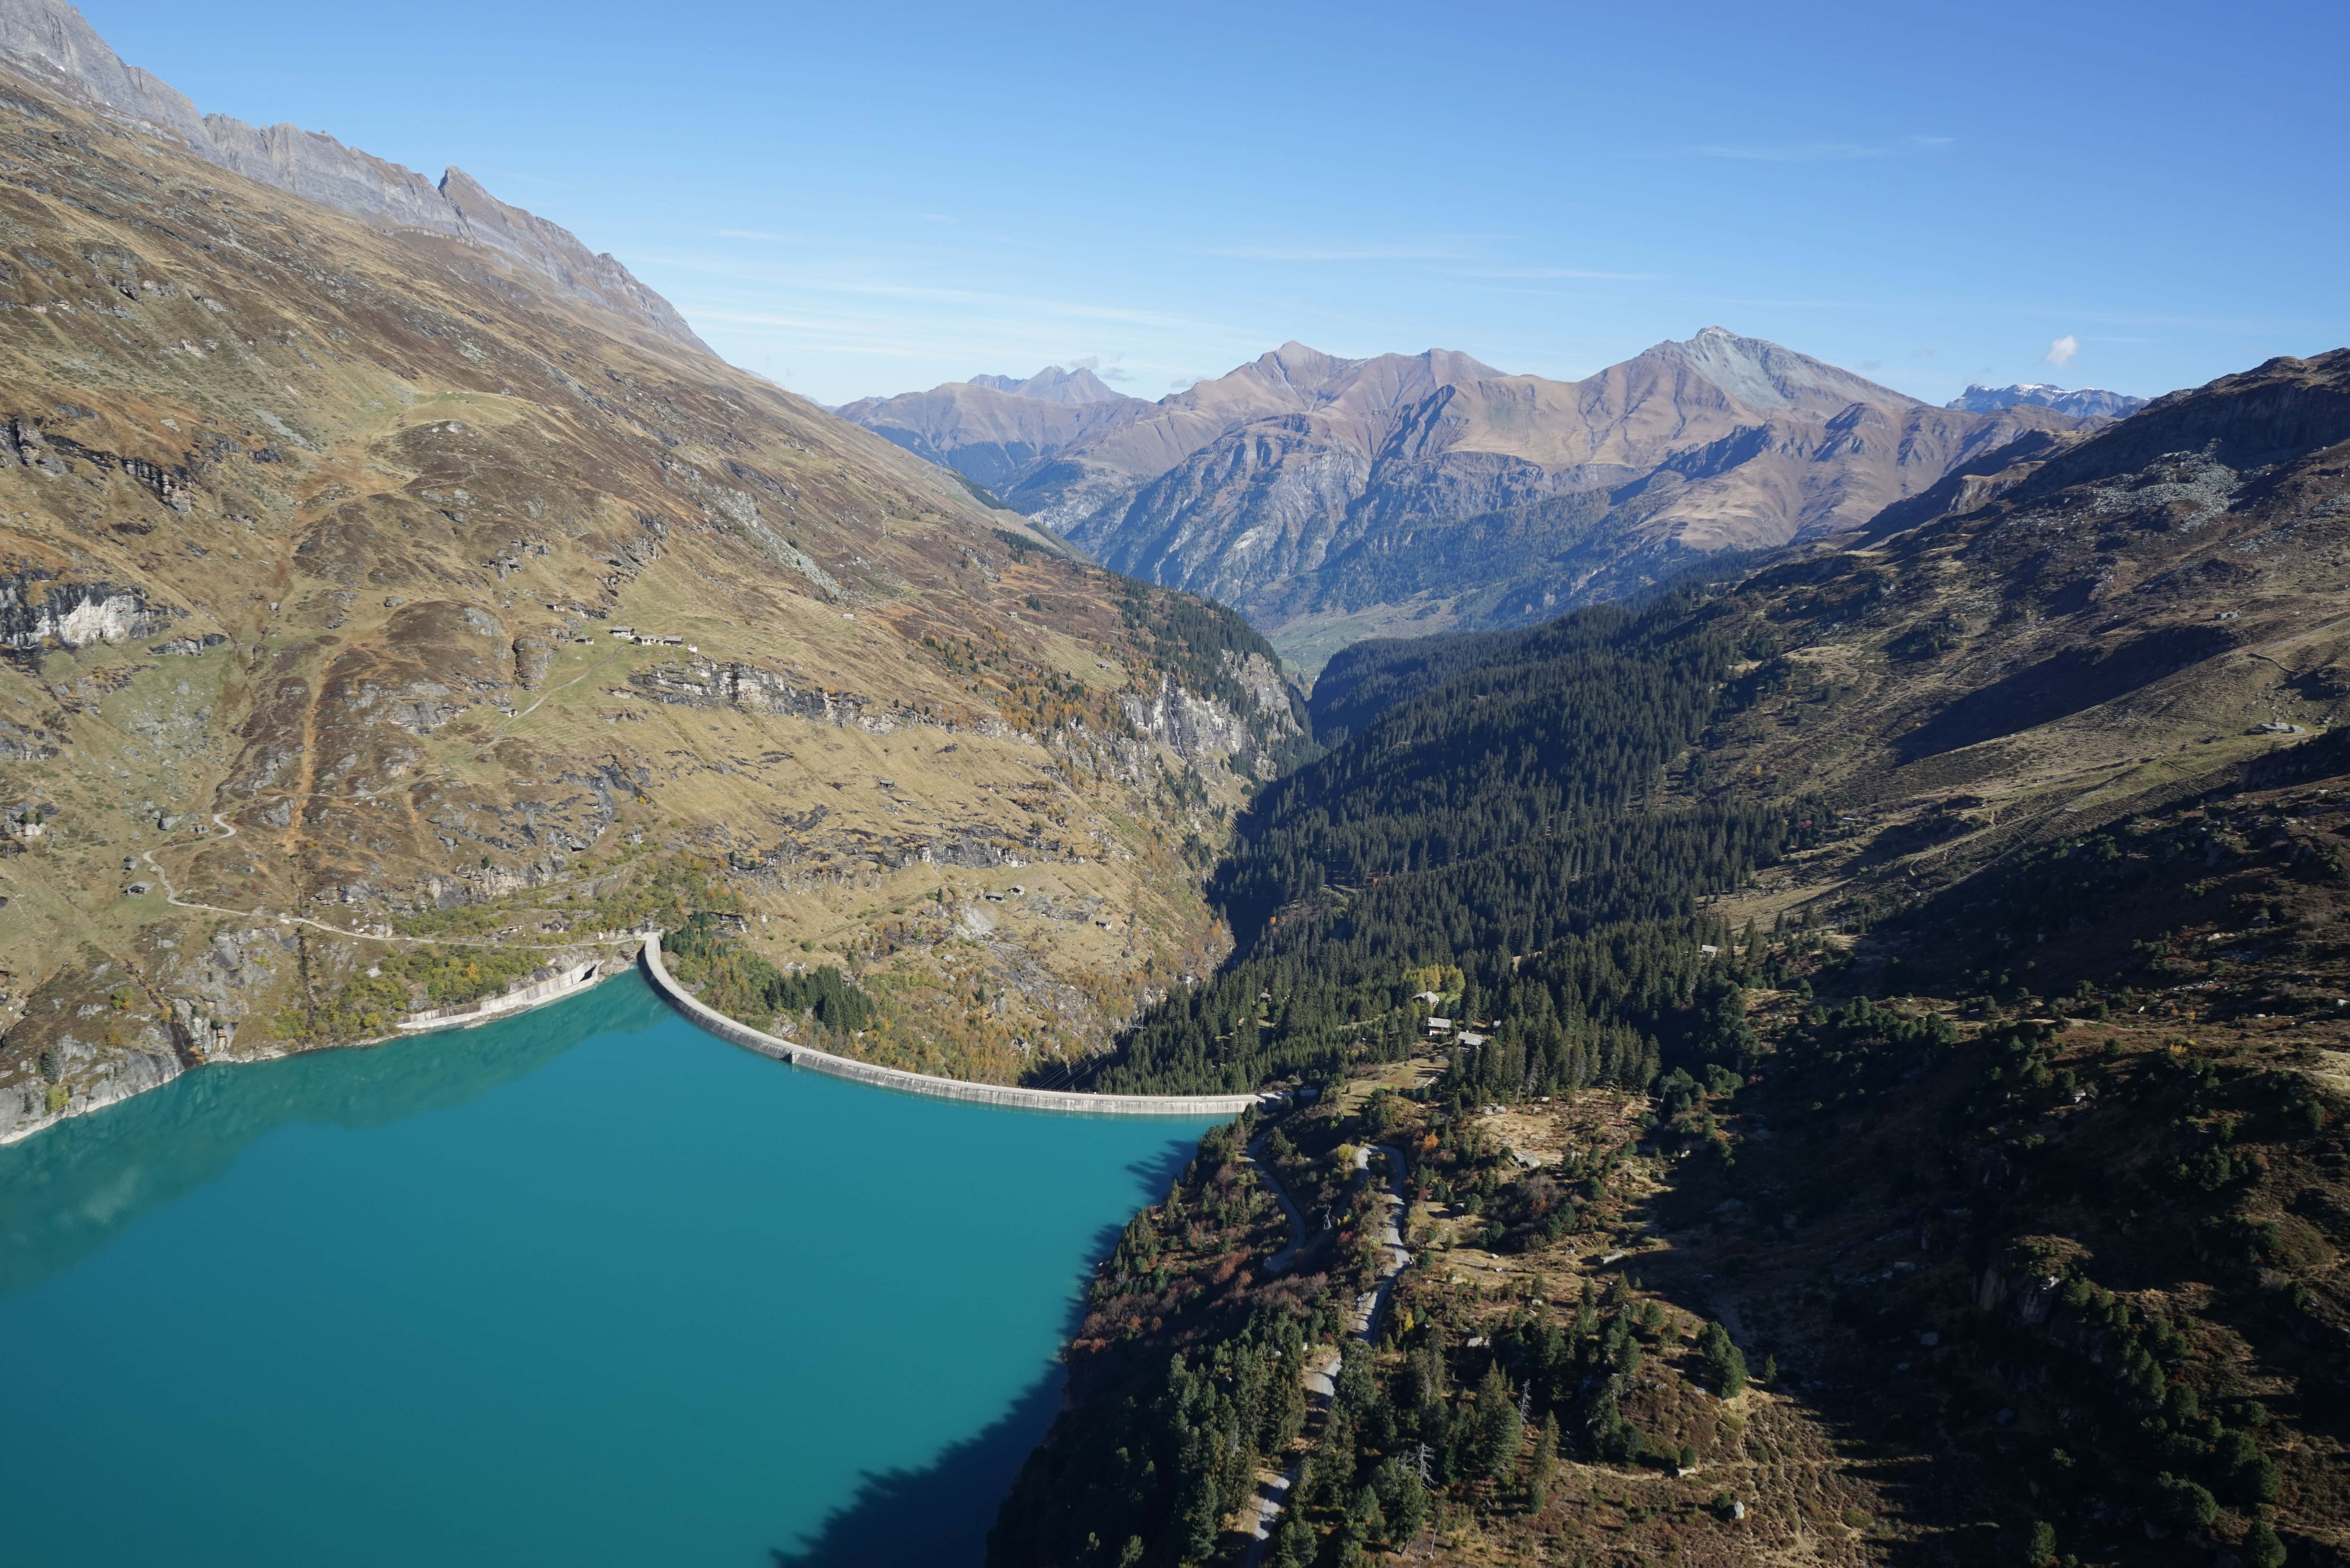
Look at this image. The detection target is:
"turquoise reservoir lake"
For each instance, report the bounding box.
[0,973,1217,1566]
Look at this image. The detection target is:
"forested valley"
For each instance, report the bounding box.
[988,350,2350,1568]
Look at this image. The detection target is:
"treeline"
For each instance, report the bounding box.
[1092,597,1818,1096]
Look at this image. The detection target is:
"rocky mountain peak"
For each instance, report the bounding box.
[1171,341,1508,418]
[1658,325,1920,415]
[842,327,2096,668]
[0,0,706,351]
[1251,341,1359,392]
[0,0,207,145]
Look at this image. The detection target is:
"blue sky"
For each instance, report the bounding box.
[78,0,2350,407]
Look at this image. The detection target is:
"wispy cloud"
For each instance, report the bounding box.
[1691,134,1953,162]
[482,168,585,192]
[652,255,1236,335]
[1202,243,1474,261]
[2045,333,2081,367]
[1456,267,1662,282]
[1694,141,1878,162]
[1069,356,1140,383]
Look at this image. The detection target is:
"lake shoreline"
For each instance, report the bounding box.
[6,930,1265,1149]
[1,949,635,1149]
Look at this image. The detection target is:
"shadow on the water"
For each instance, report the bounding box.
[1125,1139,1194,1211]
[771,1131,1206,1566]
[0,974,672,1299]
[768,1365,1065,1568]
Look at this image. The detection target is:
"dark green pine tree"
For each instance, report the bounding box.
[1474,1362,1523,1477]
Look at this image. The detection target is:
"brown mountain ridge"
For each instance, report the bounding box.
[842,331,2098,669]
[0,43,1302,1142]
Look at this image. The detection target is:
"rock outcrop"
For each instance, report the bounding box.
[0,569,168,650]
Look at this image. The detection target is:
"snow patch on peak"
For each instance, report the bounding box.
[1947,382,2147,419]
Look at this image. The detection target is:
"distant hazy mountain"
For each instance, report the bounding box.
[0,0,706,350]
[968,365,1130,403]
[834,374,1156,494]
[842,329,2089,667]
[1946,381,2147,419]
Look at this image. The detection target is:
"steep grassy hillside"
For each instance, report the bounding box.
[0,65,1304,1141]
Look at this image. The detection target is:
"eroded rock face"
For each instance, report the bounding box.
[1123,674,1259,767]
[626,657,1020,740]
[0,569,167,650]
[511,636,553,691]
[0,947,188,1143]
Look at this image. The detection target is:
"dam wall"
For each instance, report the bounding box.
[641,933,1269,1117]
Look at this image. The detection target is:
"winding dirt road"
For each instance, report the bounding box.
[137,811,638,952]
[1243,1141,1413,1563]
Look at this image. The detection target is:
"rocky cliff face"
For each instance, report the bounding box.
[0,0,706,350]
[1118,649,1305,780]
[840,330,2090,668]
[0,568,170,650]
[0,61,1284,1136]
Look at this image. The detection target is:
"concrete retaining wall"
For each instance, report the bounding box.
[399,958,610,1033]
[641,932,1267,1117]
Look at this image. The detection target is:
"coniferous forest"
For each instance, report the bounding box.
[1089,597,1818,1100]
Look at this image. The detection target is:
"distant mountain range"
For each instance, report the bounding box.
[841,330,2095,667]
[0,0,705,350]
[967,365,1130,403]
[1946,381,2148,419]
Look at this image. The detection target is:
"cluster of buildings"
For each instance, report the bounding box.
[598,626,689,648]
[1415,991,1486,1046]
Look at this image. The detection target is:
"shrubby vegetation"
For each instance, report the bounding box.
[663,911,875,1034]
[279,855,806,1047]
